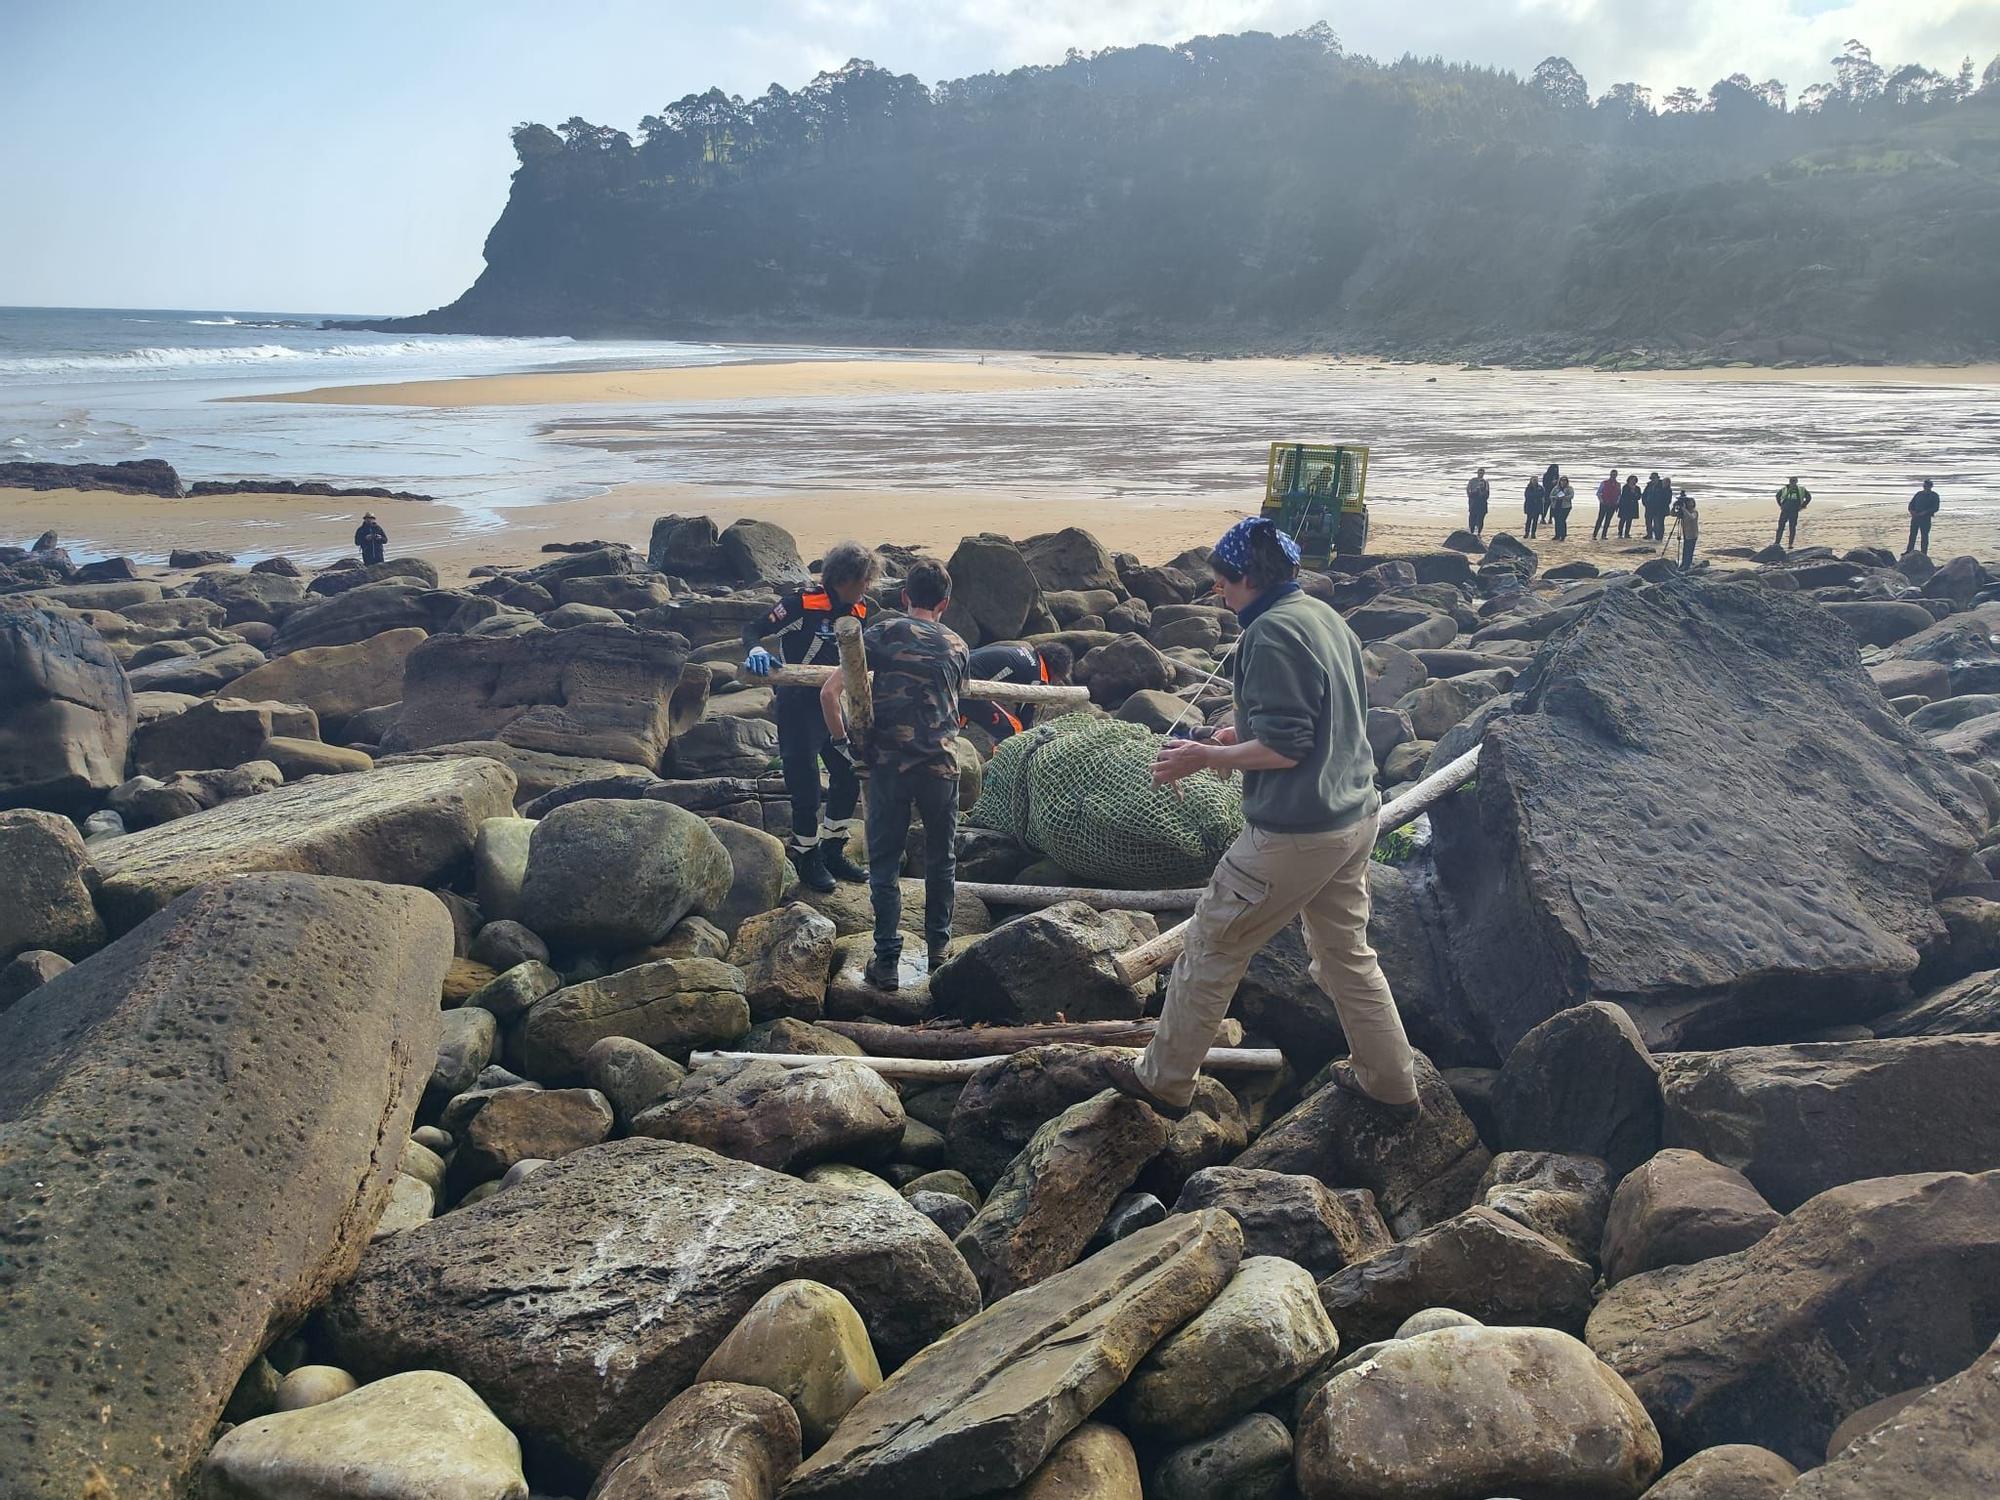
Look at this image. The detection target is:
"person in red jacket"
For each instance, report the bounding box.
[1591,470,1622,540]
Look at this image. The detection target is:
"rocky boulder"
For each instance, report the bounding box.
[0,808,104,961]
[271,577,435,654]
[515,798,732,952]
[1786,1330,2000,1499]
[786,1210,1243,1500]
[515,957,749,1078]
[1295,1326,1661,1500]
[1644,1446,1801,1500]
[1493,1001,1663,1178]
[1479,1150,1613,1264]
[719,518,808,588]
[1172,1166,1392,1279]
[693,1280,881,1451]
[384,623,692,770]
[197,1371,527,1500]
[131,697,274,778]
[1660,1035,2000,1210]
[0,873,447,1500]
[1432,577,1984,1055]
[1318,1205,1597,1345]
[728,903,835,1022]
[1586,1169,2000,1467]
[323,1139,980,1478]
[1234,1052,1490,1236]
[0,606,133,812]
[944,534,1044,645]
[1022,527,1120,595]
[1601,1148,1782,1285]
[633,1058,905,1172]
[1081,633,1171,707]
[222,626,425,738]
[955,1090,1169,1300]
[589,1381,799,1500]
[86,756,516,931]
[930,902,1155,1025]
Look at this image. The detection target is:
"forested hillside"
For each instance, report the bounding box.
[381,29,2000,364]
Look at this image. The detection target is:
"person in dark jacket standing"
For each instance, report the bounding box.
[1523,475,1546,537]
[1618,474,1642,539]
[1592,470,1622,540]
[1465,468,1491,536]
[744,540,878,891]
[1641,473,1671,540]
[819,556,969,989]
[1907,480,1941,555]
[354,513,387,566]
[1774,477,1811,549]
[962,641,1072,743]
[1100,516,1420,1122]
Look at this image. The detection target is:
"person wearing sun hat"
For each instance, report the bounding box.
[1099,515,1421,1124]
[353,512,387,566]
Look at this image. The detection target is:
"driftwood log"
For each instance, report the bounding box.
[814,1017,1245,1059]
[689,1046,1285,1082]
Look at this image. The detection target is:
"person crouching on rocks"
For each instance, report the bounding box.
[354,513,387,566]
[743,540,878,892]
[1101,515,1421,1123]
[818,556,969,991]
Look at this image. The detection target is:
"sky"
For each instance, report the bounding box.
[3,0,1996,315]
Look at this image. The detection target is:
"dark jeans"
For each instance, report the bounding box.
[1524,510,1542,537]
[866,760,958,958]
[1617,513,1635,539]
[776,689,858,844]
[1775,509,1800,547]
[1644,510,1665,541]
[1552,509,1569,541]
[1908,516,1932,554]
[1468,506,1486,536]
[1592,504,1615,540]
[1681,534,1697,571]
[360,543,385,565]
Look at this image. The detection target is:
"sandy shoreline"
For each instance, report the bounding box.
[7,480,1981,588]
[233,357,1089,407]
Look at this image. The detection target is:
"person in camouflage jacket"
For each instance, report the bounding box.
[819,556,970,990]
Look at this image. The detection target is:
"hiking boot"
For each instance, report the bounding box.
[1329,1060,1422,1127]
[1097,1053,1190,1121]
[926,938,951,971]
[864,952,901,991]
[788,842,835,894]
[822,842,867,883]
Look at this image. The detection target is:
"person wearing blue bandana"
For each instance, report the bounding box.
[1100,516,1422,1124]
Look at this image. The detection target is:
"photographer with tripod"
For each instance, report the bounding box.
[1669,490,1699,572]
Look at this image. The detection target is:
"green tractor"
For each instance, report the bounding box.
[1263,441,1370,567]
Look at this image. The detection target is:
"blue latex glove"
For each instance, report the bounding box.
[745,646,775,676]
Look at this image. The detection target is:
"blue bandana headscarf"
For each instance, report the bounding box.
[1213,517,1303,627]
[1213,516,1301,574]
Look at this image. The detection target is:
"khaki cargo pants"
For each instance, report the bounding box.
[1135,814,1419,1109]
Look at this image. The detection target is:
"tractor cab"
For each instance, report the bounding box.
[1263,441,1369,567]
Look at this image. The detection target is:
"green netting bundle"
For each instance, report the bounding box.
[968,715,1244,888]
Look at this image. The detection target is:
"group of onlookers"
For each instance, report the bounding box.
[1458,468,1947,570]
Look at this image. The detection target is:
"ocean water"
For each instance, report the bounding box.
[4,305,1997,561]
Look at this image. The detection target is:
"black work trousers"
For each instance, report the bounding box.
[1775,509,1800,547]
[1592,504,1615,540]
[1907,516,1933,555]
[1681,534,1697,571]
[360,542,385,565]
[776,688,858,845]
[865,760,958,958]
[1468,505,1487,536]
[1552,509,1570,541]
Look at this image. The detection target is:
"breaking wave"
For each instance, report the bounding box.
[0,336,582,376]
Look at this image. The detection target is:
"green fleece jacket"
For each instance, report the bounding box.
[1230,588,1380,833]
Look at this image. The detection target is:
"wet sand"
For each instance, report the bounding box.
[235,357,1089,408]
[8,481,1982,589]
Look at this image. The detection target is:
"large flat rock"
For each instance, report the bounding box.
[382,622,691,770]
[1432,578,1983,1055]
[322,1138,980,1480]
[87,755,517,931]
[222,626,426,736]
[1661,1036,2000,1211]
[1587,1169,2000,1468]
[786,1210,1243,1500]
[0,873,448,1500]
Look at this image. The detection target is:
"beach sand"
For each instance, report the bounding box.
[234,357,1090,408]
[7,479,1980,590]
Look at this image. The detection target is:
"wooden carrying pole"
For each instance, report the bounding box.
[1111,743,1483,987]
[816,1017,1245,1059]
[955,882,1203,912]
[765,662,1088,708]
[832,616,873,738]
[688,1046,1285,1083]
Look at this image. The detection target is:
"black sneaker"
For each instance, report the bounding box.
[1096,1053,1190,1121]
[823,842,867,883]
[789,843,835,894]
[864,953,901,991]
[1329,1060,1422,1127]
